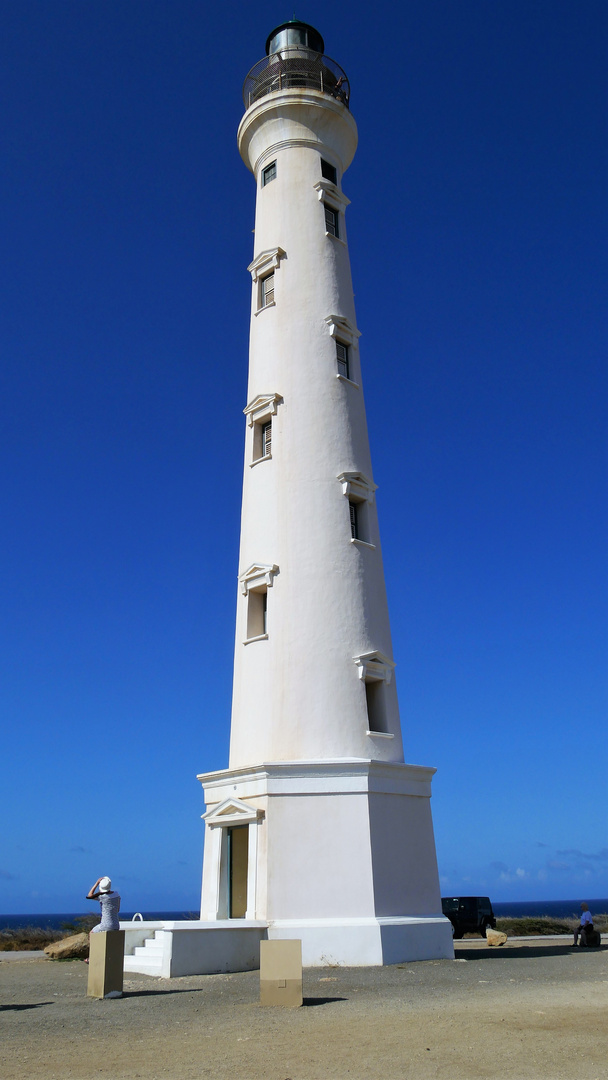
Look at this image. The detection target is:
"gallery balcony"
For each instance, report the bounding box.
[243,48,350,111]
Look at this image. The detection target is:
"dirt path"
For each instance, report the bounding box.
[1,944,607,1079]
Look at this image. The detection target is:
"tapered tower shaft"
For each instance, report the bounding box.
[231,29,403,768]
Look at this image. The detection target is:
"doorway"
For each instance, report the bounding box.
[228,825,249,918]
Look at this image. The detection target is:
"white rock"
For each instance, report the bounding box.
[486,928,508,947]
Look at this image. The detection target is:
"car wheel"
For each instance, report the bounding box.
[479,921,488,938]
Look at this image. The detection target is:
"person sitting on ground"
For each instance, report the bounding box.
[573,902,593,946]
[86,876,121,933]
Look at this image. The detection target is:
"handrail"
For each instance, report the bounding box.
[243,48,350,110]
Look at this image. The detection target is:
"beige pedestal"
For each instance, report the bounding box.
[260,939,302,1007]
[87,930,125,999]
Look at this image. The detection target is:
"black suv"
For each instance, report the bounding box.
[441,896,497,938]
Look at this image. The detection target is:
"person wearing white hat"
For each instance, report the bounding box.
[86,875,121,933]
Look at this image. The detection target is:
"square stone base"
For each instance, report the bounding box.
[87,930,125,998]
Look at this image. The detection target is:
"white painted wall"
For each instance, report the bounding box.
[230,90,404,768]
[266,790,375,919]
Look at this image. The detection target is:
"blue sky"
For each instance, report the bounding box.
[1,0,606,915]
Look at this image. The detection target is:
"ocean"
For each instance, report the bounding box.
[2,899,607,930]
[0,910,197,931]
[492,898,608,919]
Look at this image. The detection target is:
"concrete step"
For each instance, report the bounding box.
[124,953,163,975]
[133,943,163,957]
[124,929,167,975]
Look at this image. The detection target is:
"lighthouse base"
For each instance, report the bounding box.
[197,758,454,967]
[268,915,453,966]
[122,914,452,977]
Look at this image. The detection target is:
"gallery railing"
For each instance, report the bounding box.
[243,49,350,110]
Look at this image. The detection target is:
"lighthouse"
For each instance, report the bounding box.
[197,21,453,966]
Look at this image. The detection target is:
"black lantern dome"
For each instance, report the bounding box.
[265,20,324,56]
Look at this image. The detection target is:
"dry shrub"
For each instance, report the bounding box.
[0,914,100,951]
[0,926,64,951]
[60,914,100,935]
[495,913,608,937]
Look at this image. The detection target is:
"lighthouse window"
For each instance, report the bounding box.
[246,587,268,640]
[365,679,388,734]
[249,248,284,311]
[324,204,339,238]
[252,419,272,462]
[349,501,359,540]
[321,159,337,185]
[336,341,349,379]
[262,161,276,186]
[261,272,275,308]
[346,494,373,547]
[262,421,271,457]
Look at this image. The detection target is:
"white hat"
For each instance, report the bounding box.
[99,876,112,893]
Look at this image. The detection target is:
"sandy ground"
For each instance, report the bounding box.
[1,941,607,1080]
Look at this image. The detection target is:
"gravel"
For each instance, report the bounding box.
[1,940,607,1079]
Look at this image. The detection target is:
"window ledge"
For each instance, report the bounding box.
[350,538,376,550]
[325,232,347,247]
[243,633,269,645]
[366,730,395,739]
[254,301,276,316]
[250,453,272,468]
[336,373,360,389]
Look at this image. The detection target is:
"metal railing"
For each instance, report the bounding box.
[243,49,350,110]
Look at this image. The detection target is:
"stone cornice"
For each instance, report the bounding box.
[238,562,279,595]
[337,471,377,503]
[313,179,350,214]
[247,247,285,282]
[353,651,396,685]
[238,89,358,175]
[202,796,264,828]
[197,759,437,799]
[243,393,282,426]
[325,314,360,346]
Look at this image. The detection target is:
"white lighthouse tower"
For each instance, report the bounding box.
[197,21,453,966]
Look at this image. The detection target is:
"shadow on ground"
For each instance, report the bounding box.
[302,996,347,1006]
[457,945,608,961]
[122,990,347,1005]
[123,987,209,998]
[0,1002,55,1012]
